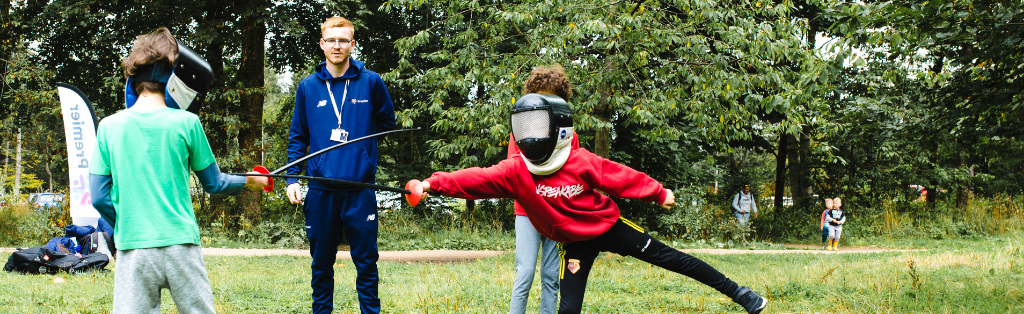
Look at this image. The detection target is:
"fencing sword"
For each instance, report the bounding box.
[231,128,426,204]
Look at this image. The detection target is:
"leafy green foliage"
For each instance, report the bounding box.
[382,0,824,166]
[825,0,1024,204]
[4,0,1024,244]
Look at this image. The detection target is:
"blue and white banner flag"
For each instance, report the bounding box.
[57,83,101,227]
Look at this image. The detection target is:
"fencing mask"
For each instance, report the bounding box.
[511,93,574,174]
[125,39,213,114]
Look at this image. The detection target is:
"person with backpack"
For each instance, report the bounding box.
[731,185,758,226]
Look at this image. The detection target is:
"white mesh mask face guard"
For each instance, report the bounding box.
[511,109,551,141]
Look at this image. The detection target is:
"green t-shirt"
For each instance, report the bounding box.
[90,107,217,250]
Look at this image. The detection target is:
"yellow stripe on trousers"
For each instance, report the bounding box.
[620,217,644,233]
[558,242,566,279]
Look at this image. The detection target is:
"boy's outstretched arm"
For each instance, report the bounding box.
[195,162,270,195]
[414,159,518,201]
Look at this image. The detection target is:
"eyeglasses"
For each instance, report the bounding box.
[322,38,352,46]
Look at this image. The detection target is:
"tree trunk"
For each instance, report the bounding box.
[593,59,615,158]
[797,131,813,201]
[235,6,268,225]
[787,129,813,208]
[774,134,788,208]
[785,134,800,208]
[925,186,936,209]
[44,157,53,192]
[14,128,21,197]
[1,0,10,88]
[2,140,8,197]
[730,147,750,170]
[805,11,817,50]
[202,3,231,227]
[956,155,970,209]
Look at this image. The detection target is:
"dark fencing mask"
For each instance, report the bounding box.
[511,93,574,165]
[125,39,213,114]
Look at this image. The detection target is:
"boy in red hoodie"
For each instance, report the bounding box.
[407,93,767,314]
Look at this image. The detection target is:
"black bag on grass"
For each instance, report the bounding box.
[69,252,110,273]
[4,246,109,274]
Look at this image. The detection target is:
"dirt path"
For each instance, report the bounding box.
[678,245,923,255]
[200,248,505,263]
[2,245,920,263]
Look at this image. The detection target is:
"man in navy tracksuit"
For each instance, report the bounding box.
[285,16,396,314]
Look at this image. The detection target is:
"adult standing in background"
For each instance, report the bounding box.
[731,185,758,226]
[285,16,396,314]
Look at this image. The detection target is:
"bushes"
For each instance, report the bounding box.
[754,201,824,243]
[7,189,1024,249]
[377,198,515,250]
[651,193,1024,245]
[753,194,1024,244]
[655,202,746,242]
[0,196,69,247]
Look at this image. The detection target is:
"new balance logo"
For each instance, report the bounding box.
[367,214,376,221]
[536,184,585,199]
[317,100,327,107]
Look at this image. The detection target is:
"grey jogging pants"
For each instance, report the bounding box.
[112,244,216,314]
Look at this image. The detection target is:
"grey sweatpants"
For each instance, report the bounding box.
[828,225,843,242]
[510,215,560,314]
[113,244,216,314]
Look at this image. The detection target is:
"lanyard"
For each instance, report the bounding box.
[326,80,350,128]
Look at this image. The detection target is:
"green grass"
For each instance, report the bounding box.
[3,232,1024,313]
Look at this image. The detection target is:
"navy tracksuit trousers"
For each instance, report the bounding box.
[304,188,380,314]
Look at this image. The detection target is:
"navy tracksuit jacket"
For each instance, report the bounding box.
[287,59,396,314]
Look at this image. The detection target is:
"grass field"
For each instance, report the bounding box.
[2,232,1023,313]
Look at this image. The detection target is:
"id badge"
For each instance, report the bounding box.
[331,128,349,142]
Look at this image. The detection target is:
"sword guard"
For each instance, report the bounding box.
[405,179,424,207]
[252,166,273,193]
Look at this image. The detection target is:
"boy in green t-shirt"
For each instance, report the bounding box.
[89,27,269,314]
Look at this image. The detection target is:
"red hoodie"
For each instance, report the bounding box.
[507,133,580,216]
[425,145,668,243]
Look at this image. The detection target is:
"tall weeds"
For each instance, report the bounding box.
[870,194,1024,240]
[0,197,68,247]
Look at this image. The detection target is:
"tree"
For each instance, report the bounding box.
[384,0,817,153]
[6,0,276,227]
[828,0,1024,207]
[0,49,64,196]
[383,0,831,223]
[230,0,273,223]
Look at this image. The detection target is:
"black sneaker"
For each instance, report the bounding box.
[733,286,767,314]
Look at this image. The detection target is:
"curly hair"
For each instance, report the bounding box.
[122,27,178,95]
[522,64,573,101]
